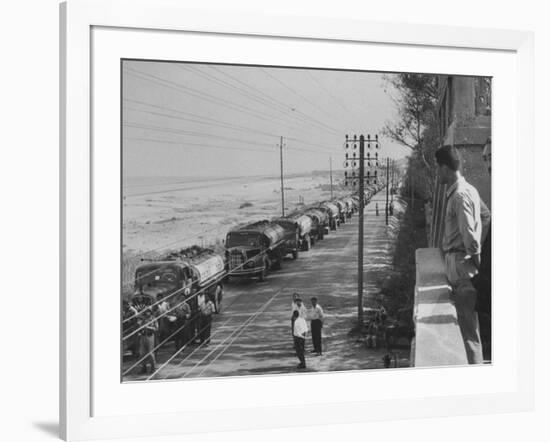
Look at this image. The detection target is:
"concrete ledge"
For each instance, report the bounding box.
[412,248,468,367]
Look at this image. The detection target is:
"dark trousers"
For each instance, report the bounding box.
[174,320,189,350]
[138,334,156,371]
[199,314,212,344]
[452,279,483,364]
[294,336,306,367]
[189,312,200,343]
[311,319,323,354]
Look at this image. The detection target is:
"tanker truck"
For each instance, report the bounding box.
[319,202,340,231]
[133,246,226,313]
[225,220,286,281]
[343,197,356,217]
[273,214,313,258]
[313,206,332,235]
[333,200,348,224]
[350,195,360,212]
[129,246,226,350]
[304,209,327,243]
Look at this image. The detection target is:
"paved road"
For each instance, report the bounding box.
[123,191,410,381]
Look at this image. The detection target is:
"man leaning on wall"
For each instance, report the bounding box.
[435,146,491,364]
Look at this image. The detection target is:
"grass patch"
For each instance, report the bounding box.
[380,198,427,317]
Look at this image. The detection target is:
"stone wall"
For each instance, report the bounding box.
[456,144,491,209]
[412,248,468,366]
[441,76,491,208]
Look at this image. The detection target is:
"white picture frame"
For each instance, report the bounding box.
[60,0,534,440]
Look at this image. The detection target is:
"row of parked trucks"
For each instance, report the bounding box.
[224,195,364,282]
[129,187,382,317]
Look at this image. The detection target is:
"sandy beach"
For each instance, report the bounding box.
[122,172,349,290]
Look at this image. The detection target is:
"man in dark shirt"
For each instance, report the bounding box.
[472,138,492,361]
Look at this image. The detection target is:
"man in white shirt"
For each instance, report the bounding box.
[156,293,171,343]
[436,146,491,364]
[199,297,215,346]
[197,291,206,310]
[309,297,324,355]
[291,293,307,318]
[292,310,307,369]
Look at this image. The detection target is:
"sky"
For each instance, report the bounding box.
[122,60,412,179]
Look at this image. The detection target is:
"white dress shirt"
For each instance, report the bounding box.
[293,317,308,338]
[310,304,324,321]
[291,302,307,318]
[197,293,206,309]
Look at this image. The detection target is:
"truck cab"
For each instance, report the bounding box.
[226,221,285,281]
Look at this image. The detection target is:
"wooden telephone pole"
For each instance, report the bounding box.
[357,135,365,325]
[344,134,380,326]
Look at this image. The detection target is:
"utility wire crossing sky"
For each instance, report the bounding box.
[122,60,410,179]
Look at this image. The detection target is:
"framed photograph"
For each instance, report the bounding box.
[60,0,534,440]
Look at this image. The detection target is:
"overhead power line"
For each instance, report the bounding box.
[259,68,343,134]
[186,65,343,139]
[305,70,365,129]
[124,135,333,156]
[124,67,337,138]
[123,103,337,154]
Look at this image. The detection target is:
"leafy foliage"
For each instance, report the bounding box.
[383,74,440,199]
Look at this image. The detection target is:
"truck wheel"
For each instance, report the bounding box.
[292,250,298,260]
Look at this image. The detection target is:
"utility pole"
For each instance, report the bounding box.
[279,136,285,217]
[344,134,380,327]
[357,135,365,325]
[329,156,334,200]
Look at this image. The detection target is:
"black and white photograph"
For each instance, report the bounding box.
[2,0,545,439]
[120,60,492,382]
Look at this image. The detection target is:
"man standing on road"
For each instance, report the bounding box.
[309,297,324,356]
[137,308,158,374]
[435,146,491,364]
[199,296,215,346]
[173,295,191,351]
[156,293,170,343]
[291,293,307,318]
[292,310,307,369]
